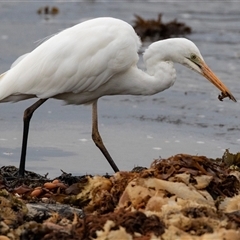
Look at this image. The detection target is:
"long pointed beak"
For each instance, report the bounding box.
[201,62,237,102]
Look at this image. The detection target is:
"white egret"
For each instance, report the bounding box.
[0,17,236,177]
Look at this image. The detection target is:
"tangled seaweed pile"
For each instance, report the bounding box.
[0,152,240,239]
[133,14,192,41]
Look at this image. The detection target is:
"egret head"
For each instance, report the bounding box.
[172,38,236,102]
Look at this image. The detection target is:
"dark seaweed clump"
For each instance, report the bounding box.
[133,14,192,41]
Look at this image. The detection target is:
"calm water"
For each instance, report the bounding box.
[0,1,239,177]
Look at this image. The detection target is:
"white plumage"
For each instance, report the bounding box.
[0,17,236,176]
[0,18,141,103]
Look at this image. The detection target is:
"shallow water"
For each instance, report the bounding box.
[0,1,239,177]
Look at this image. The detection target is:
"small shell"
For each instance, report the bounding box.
[44,182,57,189]
[14,185,31,195]
[52,179,60,184]
[31,187,43,197]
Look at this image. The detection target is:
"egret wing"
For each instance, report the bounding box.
[0,18,141,102]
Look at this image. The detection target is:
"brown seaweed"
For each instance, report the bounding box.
[133,14,191,41]
[0,152,240,239]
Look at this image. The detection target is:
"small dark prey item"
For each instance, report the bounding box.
[218,92,228,101]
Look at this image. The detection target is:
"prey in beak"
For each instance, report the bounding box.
[201,62,237,102]
[188,53,237,102]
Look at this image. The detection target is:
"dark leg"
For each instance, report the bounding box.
[91,100,119,172]
[18,98,48,177]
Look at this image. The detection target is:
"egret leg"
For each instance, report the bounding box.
[92,100,119,172]
[18,98,48,177]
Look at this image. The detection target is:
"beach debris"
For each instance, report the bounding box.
[37,6,59,16]
[221,149,240,168]
[26,202,83,221]
[133,14,191,41]
[0,152,240,239]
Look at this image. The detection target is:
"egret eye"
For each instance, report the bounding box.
[190,54,197,61]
